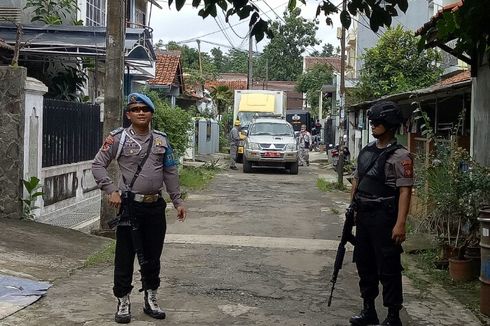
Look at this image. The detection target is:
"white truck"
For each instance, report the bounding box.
[233,90,287,162]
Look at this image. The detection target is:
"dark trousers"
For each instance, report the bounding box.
[353,207,403,307]
[113,199,166,298]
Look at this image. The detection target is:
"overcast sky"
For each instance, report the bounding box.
[149,0,341,54]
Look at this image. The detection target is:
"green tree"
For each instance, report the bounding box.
[296,64,334,117]
[418,0,489,65]
[210,47,226,73]
[210,85,233,117]
[311,43,335,57]
[165,0,413,43]
[25,0,79,25]
[222,48,249,73]
[166,41,217,84]
[261,8,320,81]
[354,26,441,101]
[146,91,194,157]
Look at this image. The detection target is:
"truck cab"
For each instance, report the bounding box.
[233,90,287,162]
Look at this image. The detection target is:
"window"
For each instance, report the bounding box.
[86,0,106,26]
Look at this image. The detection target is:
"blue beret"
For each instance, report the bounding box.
[127,93,155,112]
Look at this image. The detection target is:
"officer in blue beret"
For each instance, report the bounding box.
[92,92,186,323]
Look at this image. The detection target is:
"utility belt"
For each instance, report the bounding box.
[121,191,161,204]
[354,192,397,211]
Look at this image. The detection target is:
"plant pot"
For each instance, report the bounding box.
[448,257,476,282]
[440,244,459,261]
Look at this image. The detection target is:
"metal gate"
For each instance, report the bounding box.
[42,99,102,167]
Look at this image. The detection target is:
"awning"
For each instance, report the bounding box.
[348,79,471,112]
[0,24,156,68]
[238,93,276,112]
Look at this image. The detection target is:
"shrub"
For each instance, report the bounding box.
[145,91,194,158]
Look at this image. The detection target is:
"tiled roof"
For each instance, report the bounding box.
[438,70,471,86]
[304,56,342,72]
[205,80,247,91]
[416,1,463,36]
[147,51,182,86]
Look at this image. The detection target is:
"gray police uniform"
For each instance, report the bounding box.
[229,126,240,167]
[92,125,183,298]
[352,140,414,308]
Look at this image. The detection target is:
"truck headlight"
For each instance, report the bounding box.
[247,142,260,150]
[286,143,297,151]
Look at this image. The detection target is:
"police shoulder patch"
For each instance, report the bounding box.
[109,127,124,136]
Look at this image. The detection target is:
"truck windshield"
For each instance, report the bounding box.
[237,112,255,127]
[249,123,293,136]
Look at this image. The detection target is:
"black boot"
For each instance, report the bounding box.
[381,306,402,326]
[349,300,379,325]
[115,294,131,324]
[143,289,166,319]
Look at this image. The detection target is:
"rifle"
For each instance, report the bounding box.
[327,203,357,306]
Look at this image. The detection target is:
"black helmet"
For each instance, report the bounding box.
[367,101,403,128]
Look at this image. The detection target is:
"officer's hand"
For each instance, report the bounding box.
[392,223,406,244]
[108,191,122,209]
[176,205,186,222]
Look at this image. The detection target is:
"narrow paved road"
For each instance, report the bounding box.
[160,161,360,325]
[2,155,484,325]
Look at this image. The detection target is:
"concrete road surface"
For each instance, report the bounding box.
[1,155,484,325]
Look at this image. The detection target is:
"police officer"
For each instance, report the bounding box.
[350,101,413,326]
[229,120,241,170]
[92,93,186,323]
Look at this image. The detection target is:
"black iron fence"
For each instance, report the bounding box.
[43,99,102,168]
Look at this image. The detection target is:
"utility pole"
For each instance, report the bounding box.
[247,27,253,89]
[337,0,346,186]
[196,39,204,91]
[96,0,126,236]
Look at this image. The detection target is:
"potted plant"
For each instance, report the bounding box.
[412,105,490,274]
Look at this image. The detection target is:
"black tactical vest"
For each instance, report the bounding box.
[357,141,402,197]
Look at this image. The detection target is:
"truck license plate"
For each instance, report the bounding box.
[264,151,281,158]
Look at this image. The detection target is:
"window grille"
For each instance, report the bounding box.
[86,0,106,26]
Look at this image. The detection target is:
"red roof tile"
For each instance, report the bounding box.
[147,51,182,86]
[205,80,247,91]
[304,56,342,72]
[438,70,471,86]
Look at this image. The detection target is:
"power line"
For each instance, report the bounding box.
[213,15,236,48]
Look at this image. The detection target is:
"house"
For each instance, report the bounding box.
[147,51,185,107]
[415,0,489,167]
[347,70,471,160]
[0,0,158,102]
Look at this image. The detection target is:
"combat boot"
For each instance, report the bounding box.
[349,300,379,325]
[381,306,402,326]
[143,289,166,319]
[115,294,131,324]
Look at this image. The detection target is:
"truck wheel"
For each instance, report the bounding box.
[289,161,299,175]
[236,153,243,163]
[243,157,252,173]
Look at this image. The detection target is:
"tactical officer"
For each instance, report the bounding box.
[350,101,413,326]
[229,119,241,170]
[92,93,186,324]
